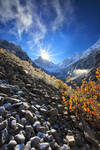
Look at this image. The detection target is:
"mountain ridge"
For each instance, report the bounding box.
[0,38,100,81]
[34,38,100,81]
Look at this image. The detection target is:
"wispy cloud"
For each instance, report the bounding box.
[0,0,33,38]
[51,0,74,31]
[0,0,74,48]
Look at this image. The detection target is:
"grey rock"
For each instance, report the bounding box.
[12,102,22,108]
[70,115,76,122]
[0,106,6,115]
[66,135,75,146]
[19,102,30,110]
[50,129,57,136]
[49,108,58,116]
[0,120,8,131]
[60,144,71,150]
[3,103,11,110]
[20,118,27,126]
[40,108,47,115]
[16,115,20,123]
[26,110,34,123]
[25,125,34,133]
[31,148,36,150]
[31,136,40,148]
[52,142,60,149]
[36,126,46,133]
[45,135,53,142]
[24,141,31,150]
[0,93,7,97]
[37,132,46,139]
[17,123,24,130]
[35,104,41,109]
[48,108,58,122]
[8,140,17,149]
[11,120,17,130]
[43,121,51,129]
[15,134,25,144]
[0,128,8,145]
[33,121,41,129]
[4,97,21,104]
[17,91,24,95]
[49,140,55,149]
[31,105,38,112]
[25,125,35,139]
[39,142,50,150]
[15,144,24,150]
[57,104,64,113]
[0,116,3,123]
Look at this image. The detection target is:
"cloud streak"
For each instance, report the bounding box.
[0,0,74,48]
[0,0,33,38]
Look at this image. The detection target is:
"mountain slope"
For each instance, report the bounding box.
[0,40,38,68]
[0,40,30,61]
[0,48,99,149]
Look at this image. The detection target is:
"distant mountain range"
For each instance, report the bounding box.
[0,39,100,81]
[34,39,100,81]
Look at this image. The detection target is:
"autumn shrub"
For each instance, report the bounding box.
[62,67,100,121]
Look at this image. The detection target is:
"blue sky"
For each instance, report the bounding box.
[0,0,100,64]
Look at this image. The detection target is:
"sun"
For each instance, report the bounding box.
[40,49,50,60]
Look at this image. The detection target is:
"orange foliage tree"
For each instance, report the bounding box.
[62,67,100,121]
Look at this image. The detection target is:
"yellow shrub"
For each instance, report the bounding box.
[62,67,100,121]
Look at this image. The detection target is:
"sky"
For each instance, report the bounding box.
[0,0,100,64]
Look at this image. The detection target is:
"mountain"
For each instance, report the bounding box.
[0,47,100,149]
[59,53,80,69]
[59,38,100,70]
[0,38,100,82]
[63,39,100,82]
[80,38,100,59]
[34,56,61,73]
[0,39,37,68]
[0,40,30,61]
[34,39,100,81]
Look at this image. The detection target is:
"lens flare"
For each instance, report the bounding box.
[40,49,50,60]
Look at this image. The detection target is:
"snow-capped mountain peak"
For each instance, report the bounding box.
[80,38,100,59]
[58,53,80,68]
[34,56,60,73]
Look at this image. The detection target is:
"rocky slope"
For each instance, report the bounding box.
[0,49,100,150]
[0,40,37,68]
